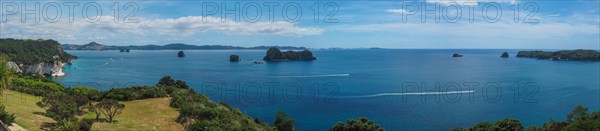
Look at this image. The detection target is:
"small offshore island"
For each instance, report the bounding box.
[516,50,600,61]
[263,48,316,62]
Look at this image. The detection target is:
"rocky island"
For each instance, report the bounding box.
[452,53,463,57]
[229,54,240,62]
[500,52,509,58]
[263,47,316,62]
[516,50,600,61]
[177,51,185,57]
[0,38,77,76]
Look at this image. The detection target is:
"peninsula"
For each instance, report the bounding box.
[516,50,600,61]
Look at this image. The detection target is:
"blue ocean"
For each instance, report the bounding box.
[54,49,600,130]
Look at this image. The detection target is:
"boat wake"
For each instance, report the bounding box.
[341,90,475,98]
[272,74,350,78]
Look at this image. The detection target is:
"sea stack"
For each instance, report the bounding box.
[452,53,463,57]
[230,54,240,62]
[178,51,185,57]
[500,52,509,58]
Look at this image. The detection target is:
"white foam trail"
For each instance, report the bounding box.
[342,90,475,98]
[273,74,350,78]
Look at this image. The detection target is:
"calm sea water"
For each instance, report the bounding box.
[55,49,600,130]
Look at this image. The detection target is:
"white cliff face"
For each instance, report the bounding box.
[7,61,66,77]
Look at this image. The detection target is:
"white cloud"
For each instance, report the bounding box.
[548,14,561,17]
[386,9,408,14]
[426,0,518,6]
[0,16,323,44]
[332,21,598,39]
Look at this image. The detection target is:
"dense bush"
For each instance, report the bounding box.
[456,105,600,131]
[11,77,64,96]
[0,38,76,64]
[101,86,166,101]
[68,86,101,101]
[0,105,16,126]
[275,111,296,131]
[330,117,384,131]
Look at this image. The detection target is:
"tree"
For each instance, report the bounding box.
[46,101,78,122]
[88,104,102,122]
[568,105,589,122]
[330,117,385,131]
[97,99,125,123]
[0,55,13,97]
[157,75,175,87]
[494,118,523,131]
[175,80,189,89]
[274,111,295,131]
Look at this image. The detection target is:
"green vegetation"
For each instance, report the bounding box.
[96,99,124,123]
[516,50,600,61]
[159,76,275,130]
[263,47,316,61]
[84,98,183,130]
[1,90,55,131]
[101,86,167,101]
[274,111,296,131]
[0,105,16,126]
[230,54,240,62]
[330,117,385,131]
[454,105,600,131]
[0,38,76,64]
[0,55,13,97]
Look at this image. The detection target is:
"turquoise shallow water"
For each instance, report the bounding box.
[55,49,600,130]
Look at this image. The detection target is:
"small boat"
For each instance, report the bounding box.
[254,61,264,64]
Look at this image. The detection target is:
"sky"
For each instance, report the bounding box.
[0,0,598,49]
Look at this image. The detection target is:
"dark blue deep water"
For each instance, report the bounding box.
[55,49,600,130]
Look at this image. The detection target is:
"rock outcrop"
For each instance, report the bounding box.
[178,51,185,57]
[500,52,509,58]
[229,55,240,62]
[263,48,316,61]
[452,53,463,57]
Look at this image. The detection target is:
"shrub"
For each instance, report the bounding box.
[329,117,384,131]
[0,105,16,126]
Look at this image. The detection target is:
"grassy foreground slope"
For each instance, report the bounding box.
[1,90,183,131]
[1,90,54,131]
[83,98,183,131]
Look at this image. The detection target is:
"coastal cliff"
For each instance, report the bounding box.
[0,38,75,76]
[7,61,66,76]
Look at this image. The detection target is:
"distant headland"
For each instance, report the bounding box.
[62,42,308,51]
[516,50,600,61]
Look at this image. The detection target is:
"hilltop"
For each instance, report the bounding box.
[62,42,308,51]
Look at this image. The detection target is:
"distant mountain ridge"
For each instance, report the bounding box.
[62,42,308,50]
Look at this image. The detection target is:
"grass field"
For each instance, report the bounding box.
[0,90,54,131]
[1,90,183,131]
[83,97,183,131]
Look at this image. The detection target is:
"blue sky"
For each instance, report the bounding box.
[0,0,598,49]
